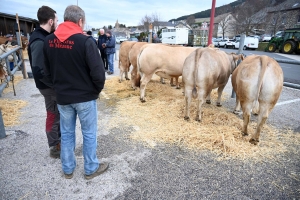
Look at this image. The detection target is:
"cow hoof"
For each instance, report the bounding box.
[170,84,176,87]
[140,99,146,103]
[233,110,240,115]
[184,116,190,121]
[119,80,122,83]
[206,100,211,104]
[176,87,181,90]
[249,138,259,145]
[241,132,248,136]
[126,78,130,80]
[216,103,222,107]
[195,117,201,122]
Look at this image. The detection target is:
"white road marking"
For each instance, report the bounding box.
[276,99,300,106]
[100,91,110,99]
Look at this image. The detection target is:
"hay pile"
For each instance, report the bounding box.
[104,77,300,160]
[0,99,27,126]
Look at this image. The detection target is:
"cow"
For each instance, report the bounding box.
[118,41,137,83]
[183,47,243,122]
[138,44,196,102]
[231,55,283,145]
[128,42,148,89]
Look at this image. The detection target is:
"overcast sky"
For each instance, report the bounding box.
[1,0,235,29]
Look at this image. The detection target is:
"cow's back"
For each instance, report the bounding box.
[138,44,196,77]
[119,41,136,70]
[232,55,283,105]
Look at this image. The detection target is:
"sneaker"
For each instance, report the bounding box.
[64,172,74,179]
[84,162,109,180]
[107,71,112,75]
[49,143,60,159]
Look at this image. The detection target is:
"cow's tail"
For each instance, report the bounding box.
[191,49,203,99]
[253,55,269,111]
[136,48,145,87]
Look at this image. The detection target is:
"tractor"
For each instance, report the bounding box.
[265,28,300,54]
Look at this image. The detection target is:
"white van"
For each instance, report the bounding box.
[161,28,189,45]
[234,37,259,50]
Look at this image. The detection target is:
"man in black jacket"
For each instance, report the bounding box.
[97,29,108,71]
[43,5,108,180]
[28,6,60,159]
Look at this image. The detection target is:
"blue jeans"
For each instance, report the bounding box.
[57,100,99,175]
[107,53,114,73]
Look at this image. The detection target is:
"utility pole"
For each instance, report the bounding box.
[207,0,216,46]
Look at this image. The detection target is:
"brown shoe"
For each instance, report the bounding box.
[50,143,60,159]
[84,162,109,180]
[64,172,74,179]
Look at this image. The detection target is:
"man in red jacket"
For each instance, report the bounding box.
[43,5,108,180]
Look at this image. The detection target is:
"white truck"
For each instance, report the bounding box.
[161,28,189,45]
[234,37,259,50]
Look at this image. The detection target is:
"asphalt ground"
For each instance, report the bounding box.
[0,52,299,199]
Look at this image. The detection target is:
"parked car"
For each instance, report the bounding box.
[259,34,271,42]
[224,39,236,48]
[212,38,222,46]
[218,39,229,48]
[116,37,128,44]
[128,38,138,42]
[234,37,259,50]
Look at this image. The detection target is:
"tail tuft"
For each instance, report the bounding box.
[192,87,197,99]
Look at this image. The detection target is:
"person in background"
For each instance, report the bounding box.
[5,34,18,46]
[86,30,97,45]
[103,30,115,75]
[152,34,161,43]
[28,5,61,159]
[97,29,108,71]
[43,5,108,180]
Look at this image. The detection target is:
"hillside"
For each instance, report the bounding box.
[169,0,287,21]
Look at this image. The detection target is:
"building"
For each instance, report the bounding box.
[0,12,38,37]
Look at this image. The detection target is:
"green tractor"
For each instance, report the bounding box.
[266,28,300,54]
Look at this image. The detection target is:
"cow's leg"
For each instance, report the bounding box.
[250,103,269,145]
[233,96,241,114]
[195,91,205,122]
[252,100,259,115]
[119,69,124,83]
[184,88,192,121]
[175,77,181,89]
[125,70,130,80]
[160,77,166,84]
[216,85,226,107]
[206,90,212,104]
[140,73,153,102]
[241,102,252,136]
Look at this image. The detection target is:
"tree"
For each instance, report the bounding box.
[219,15,234,39]
[151,12,161,33]
[186,16,195,26]
[108,25,112,29]
[139,12,162,33]
[139,14,152,33]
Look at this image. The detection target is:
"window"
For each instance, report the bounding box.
[282,13,286,24]
[298,15,300,23]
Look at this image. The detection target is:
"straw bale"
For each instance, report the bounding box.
[104,77,300,160]
[0,99,27,126]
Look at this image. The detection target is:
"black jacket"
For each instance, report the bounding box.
[43,22,105,105]
[28,27,53,89]
[97,34,107,51]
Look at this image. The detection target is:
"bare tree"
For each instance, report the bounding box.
[139,14,152,32]
[186,16,195,27]
[218,15,235,39]
[152,12,161,33]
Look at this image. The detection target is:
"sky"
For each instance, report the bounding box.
[1,0,235,29]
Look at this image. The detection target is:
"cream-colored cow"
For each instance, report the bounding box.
[138,44,196,102]
[118,41,137,83]
[128,42,148,89]
[232,55,283,145]
[182,47,243,122]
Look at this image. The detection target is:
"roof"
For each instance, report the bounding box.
[0,12,38,23]
[267,0,300,13]
[195,18,210,23]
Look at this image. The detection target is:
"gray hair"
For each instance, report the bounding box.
[64,5,85,23]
